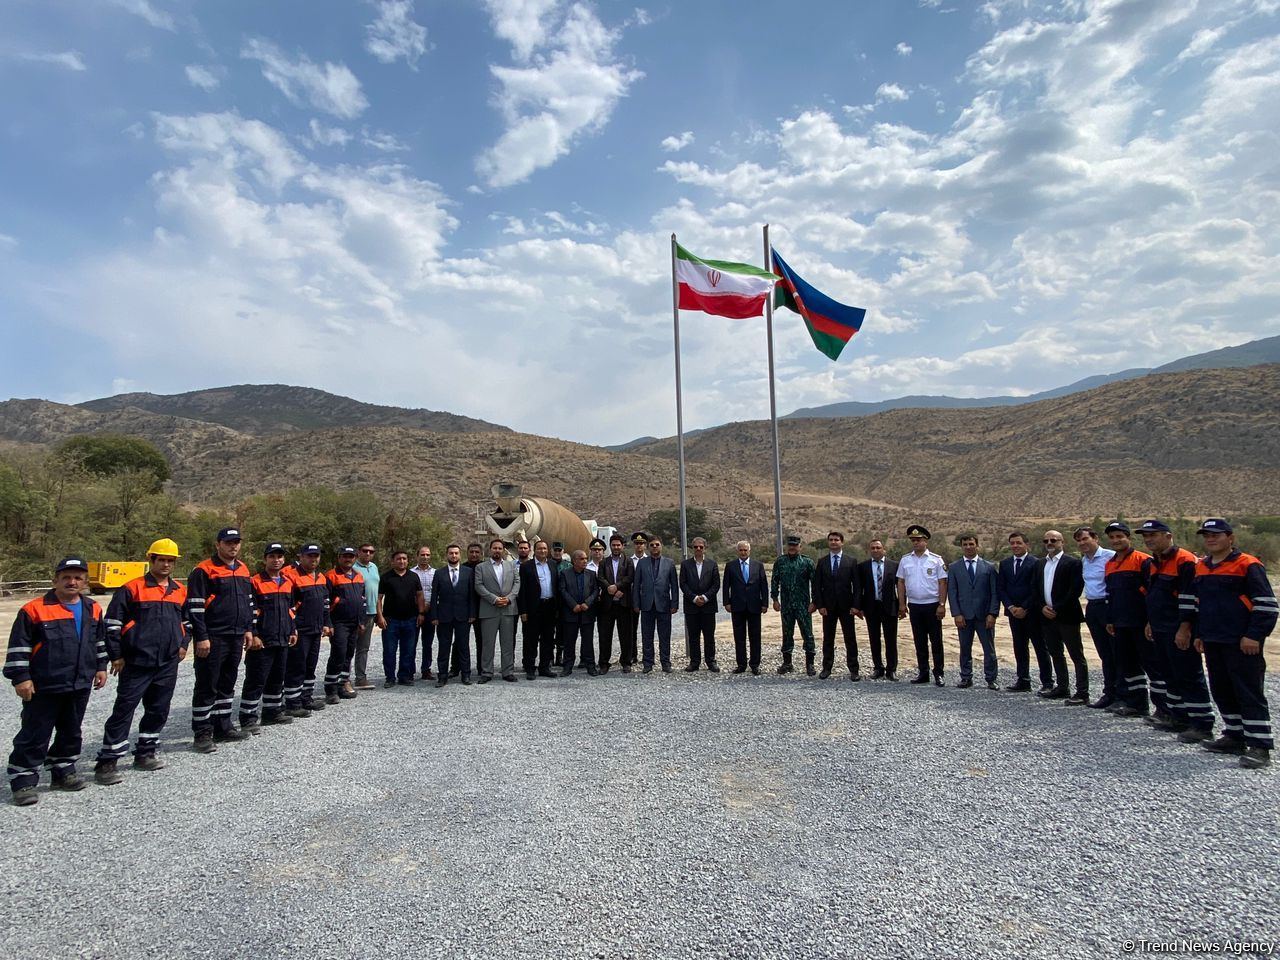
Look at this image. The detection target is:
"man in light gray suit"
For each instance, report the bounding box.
[631,535,680,674]
[474,538,521,683]
[948,534,1001,689]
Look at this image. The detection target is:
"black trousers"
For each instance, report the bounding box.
[1112,623,1149,710]
[285,630,323,707]
[1153,630,1213,731]
[597,601,626,667]
[731,610,762,668]
[192,633,245,734]
[1138,630,1170,714]
[450,622,484,673]
[325,621,360,693]
[1204,643,1272,749]
[1084,600,1117,699]
[524,600,558,672]
[617,606,638,667]
[1041,619,1088,694]
[864,607,898,673]
[435,622,472,679]
[7,689,91,790]
[1008,613,1052,687]
[563,622,595,667]
[821,609,860,674]
[685,605,717,666]
[98,659,179,761]
[418,620,436,675]
[240,645,288,722]
[907,603,944,678]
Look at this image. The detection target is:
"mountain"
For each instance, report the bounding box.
[782,335,1280,420]
[78,384,509,436]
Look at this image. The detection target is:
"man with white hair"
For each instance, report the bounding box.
[722,540,769,675]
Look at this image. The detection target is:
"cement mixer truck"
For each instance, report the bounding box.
[483,482,603,554]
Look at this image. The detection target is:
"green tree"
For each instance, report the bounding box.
[644,507,722,550]
[54,434,170,491]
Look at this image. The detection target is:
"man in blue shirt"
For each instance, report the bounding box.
[1073,526,1116,708]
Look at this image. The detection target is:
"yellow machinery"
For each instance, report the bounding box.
[87,561,149,594]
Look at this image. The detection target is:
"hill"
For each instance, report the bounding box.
[78,384,508,436]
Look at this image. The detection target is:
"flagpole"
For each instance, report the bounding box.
[671,233,689,559]
[763,224,784,557]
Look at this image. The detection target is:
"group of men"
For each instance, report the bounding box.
[4,515,1276,805]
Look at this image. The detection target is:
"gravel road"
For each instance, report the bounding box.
[1,634,1277,959]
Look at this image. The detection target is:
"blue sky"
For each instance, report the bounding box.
[1,0,1277,445]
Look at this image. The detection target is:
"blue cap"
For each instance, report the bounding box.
[338,545,357,555]
[264,542,286,556]
[1137,520,1170,534]
[1104,521,1130,535]
[1197,518,1233,535]
[217,527,242,542]
[299,543,321,555]
[55,557,88,574]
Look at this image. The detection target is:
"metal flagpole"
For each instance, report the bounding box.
[671,234,689,559]
[763,224,784,556]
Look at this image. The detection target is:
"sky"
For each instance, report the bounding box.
[1,0,1278,446]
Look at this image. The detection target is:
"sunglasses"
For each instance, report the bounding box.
[1043,538,1061,543]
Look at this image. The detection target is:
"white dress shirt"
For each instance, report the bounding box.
[1041,552,1061,607]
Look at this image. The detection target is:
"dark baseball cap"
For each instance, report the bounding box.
[1104,521,1130,535]
[338,545,357,555]
[1137,520,1170,534]
[55,557,88,574]
[785,535,802,546]
[299,543,321,555]
[264,542,286,556]
[216,527,242,542]
[1197,518,1233,535]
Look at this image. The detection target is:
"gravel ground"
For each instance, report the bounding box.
[1,625,1277,960]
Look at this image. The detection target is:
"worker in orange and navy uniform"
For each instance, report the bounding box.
[94,539,191,784]
[238,543,299,734]
[186,527,255,751]
[1191,518,1276,770]
[5,557,108,806]
[1103,521,1156,718]
[1135,520,1214,741]
[324,546,366,703]
[283,542,331,716]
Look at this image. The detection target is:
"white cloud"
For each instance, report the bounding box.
[17,51,87,71]
[241,37,368,119]
[308,119,352,147]
[364,0,428,68]
[896,42,913,56]
[660,131,694,152]
[475,2,643,187]
[106,0,175,30]
[362,129,410,152]
[184,64,220,91]
[0,233,16,249]
[875,82,909,102]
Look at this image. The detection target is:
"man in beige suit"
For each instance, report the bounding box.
[475,539,521,683]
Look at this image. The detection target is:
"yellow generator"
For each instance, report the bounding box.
[87,561,149,594]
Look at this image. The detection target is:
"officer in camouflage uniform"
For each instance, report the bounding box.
[771,535,817,675]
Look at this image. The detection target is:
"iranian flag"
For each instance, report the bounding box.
[675,243,777,319]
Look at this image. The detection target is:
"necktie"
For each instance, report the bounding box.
[1014,557,1022,576]
[450,567,457,586]
[875,562,882,599]
[967,559,975,584]
[832,555,838,575]
[742,560,749,580]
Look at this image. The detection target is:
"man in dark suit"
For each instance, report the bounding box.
[631,535,680,674]
[679,537,721,672]
[558,550,600,676]
[430,544,476,687]
[595,533,633,674]
[1033,529,1088,702]
[518,539,560,679]
[722,540,769,675]
[997,531,1053,693]
[856,538,899,680]
[947,535,1001,689]
[812,531,863,680]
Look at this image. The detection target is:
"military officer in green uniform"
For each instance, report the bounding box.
[772,535,817,675]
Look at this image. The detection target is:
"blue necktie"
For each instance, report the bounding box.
[832,555,838,575]
[967,560,975,585]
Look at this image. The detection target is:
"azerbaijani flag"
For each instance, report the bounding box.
[771,247,867,361]
[676,243,777,319]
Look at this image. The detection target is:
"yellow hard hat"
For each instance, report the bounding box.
[147,538,181,558]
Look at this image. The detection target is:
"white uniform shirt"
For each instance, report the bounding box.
[897,550,948,605]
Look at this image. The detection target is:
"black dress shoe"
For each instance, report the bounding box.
[1005,681,1032,692]
[777,662,793,675]
[933,677,945,687]
[707,662,721,673]
[503,674,518,682]
[1038,686,1069,700]
[477,676,491,684]
[384,678,397,689]
[1088,696,1115,710]
[461,677,473,685]
[886,671,898,682]
[661,663,672,673]
[560,668,574,677]
[435,679,446,688]
[818,668,832,680]
[849,672,861,682]
[684,664,699,673]
[538,669,556,678]
[957,678,974,689]
[621,665,632,673]
[986,681,998,690]
[806,663,816,677]
[1064,694,1089,706]
[642,664,653,674]
[599,663,610,674]
[587,666,598,677]
[910,675,929,685]
[872,668,885,679]
[732,665,747,674]
[750,665,760,675]
[525,670,535,680]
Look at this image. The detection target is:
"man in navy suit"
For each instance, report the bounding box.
[430,544,476,687]
[631,536,680,674]
[812,531,862,680]
[518,539,560,679]
[679,537,720,672]
[722,540,769,675]
[857,539,899,680]
[558,550,600,676]
[947,534,1000,689]
[997,531,1053,693]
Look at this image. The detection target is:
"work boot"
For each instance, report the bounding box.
[1240,747,1272,769]
[1177,728,1213,745]
[777,657,793,675]
[94,761,124,786]
[355,677,375,691]
[261,713,292,726]
[214,726,250,743]
[1202,735,1246,755]
[51,771,88,792]
[339,682,358,699]
[133,754,165,772]
[240,719,263,736]
[286,707,310,719]
[304,699,325,711]
[325,692,340,705]
[11,787,37,806]
[193,731,218,754]
[805,657,816,677]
